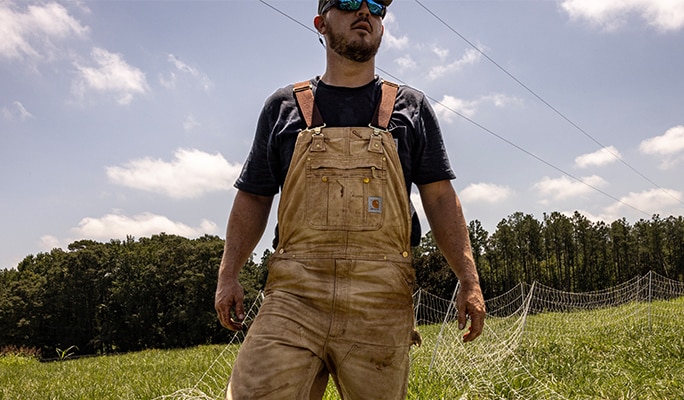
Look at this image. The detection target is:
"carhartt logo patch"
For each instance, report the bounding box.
[368,196,382,213]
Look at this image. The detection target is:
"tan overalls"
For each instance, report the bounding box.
[227,80,416,400]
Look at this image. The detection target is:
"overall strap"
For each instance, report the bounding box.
[293,81,324,129]
[371,80,399,130]
[293,79,399,130]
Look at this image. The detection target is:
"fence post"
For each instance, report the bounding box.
[521,282,526,307]
[635,275,640,323]
[648,270,653,332]
[429,281,459,373]
[414,289,422,324]
[520,281,535,338]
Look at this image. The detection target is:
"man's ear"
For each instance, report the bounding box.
[314,15,326,34]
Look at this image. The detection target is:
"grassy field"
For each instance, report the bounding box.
[0,345,233,399]
[2,298,683,399]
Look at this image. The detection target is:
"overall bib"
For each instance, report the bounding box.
[227,81,416,400]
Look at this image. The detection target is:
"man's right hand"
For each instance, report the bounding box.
[215,277,246,331]
[214,190,273,331]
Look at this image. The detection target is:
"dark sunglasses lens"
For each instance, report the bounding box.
[366,0,386,16]
[338,0,362,11]
[337,0,386,16]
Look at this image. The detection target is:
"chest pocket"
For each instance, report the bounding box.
[306,137,387,231]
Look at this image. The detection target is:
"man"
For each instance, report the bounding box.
[215,0,486,398]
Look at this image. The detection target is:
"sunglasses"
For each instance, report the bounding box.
[321,0,387,18]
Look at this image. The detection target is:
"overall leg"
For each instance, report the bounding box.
[326,259,415,400]
[226,295,329,400]
[331,341,410,400]
[227,258,336,400]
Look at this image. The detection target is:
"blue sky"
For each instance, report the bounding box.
[2,0,684,269]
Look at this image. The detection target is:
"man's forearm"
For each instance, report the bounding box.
[218,190,274,281]
[419,181,480,286]
[420,180,485,341]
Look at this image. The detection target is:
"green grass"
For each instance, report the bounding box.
[2,298,683,399]
[0,345,236,399]
[516,300,684,399]
[453,297,684,399]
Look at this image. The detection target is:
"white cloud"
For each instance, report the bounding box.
[14,101,33,119]
[432,46,449,62]
[433,93,521,124]
[382,13,409,51]
[40,235,62,251]
[381,13,479,79]
[533,175,607,201]
[480,93,523,108]
[603,188,683,217]
[0,1,88,62]
[1,101,33,120]
[383,28,409,51]
[575,145,621,168]
[73,47,149,105]
[72,211,218,240]
[639,126,684,155]
[183,114,200,132]
[639,125,684,169]
[167,54,213,91]
[159,71,176,89]
[560,209,606,224]
[561,0,684,32]
[460,183,513,204]
[394,54,417,71]
[433,95,478,123]
[106,148,242,199]
[428,48,481,80]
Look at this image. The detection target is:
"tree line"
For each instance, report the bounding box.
[469,212,684,299]
[1,212,683,358]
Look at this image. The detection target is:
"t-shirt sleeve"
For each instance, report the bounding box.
[234,85,304,196]
[233,96,281,197]
[411,94,456,185]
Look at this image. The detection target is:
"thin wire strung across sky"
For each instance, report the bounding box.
[257,0,679,216]
[412,0,683,209]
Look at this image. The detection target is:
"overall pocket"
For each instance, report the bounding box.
[306,155,386,231]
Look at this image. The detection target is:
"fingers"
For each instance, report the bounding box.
[215,278,247,331]
[229,301,246,332]
[215,301,235,331]
[462,306,485,342]
[216,299,245,331]
[227,318,244,332]
[457,306,467,331]
[234,301,245,324]
[456,285,486,343]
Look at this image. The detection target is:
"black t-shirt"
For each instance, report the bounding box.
[234,76,456,245]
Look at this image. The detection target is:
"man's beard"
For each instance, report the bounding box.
[327,21,382,63]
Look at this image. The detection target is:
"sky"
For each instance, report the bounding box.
[2,0,684,270]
